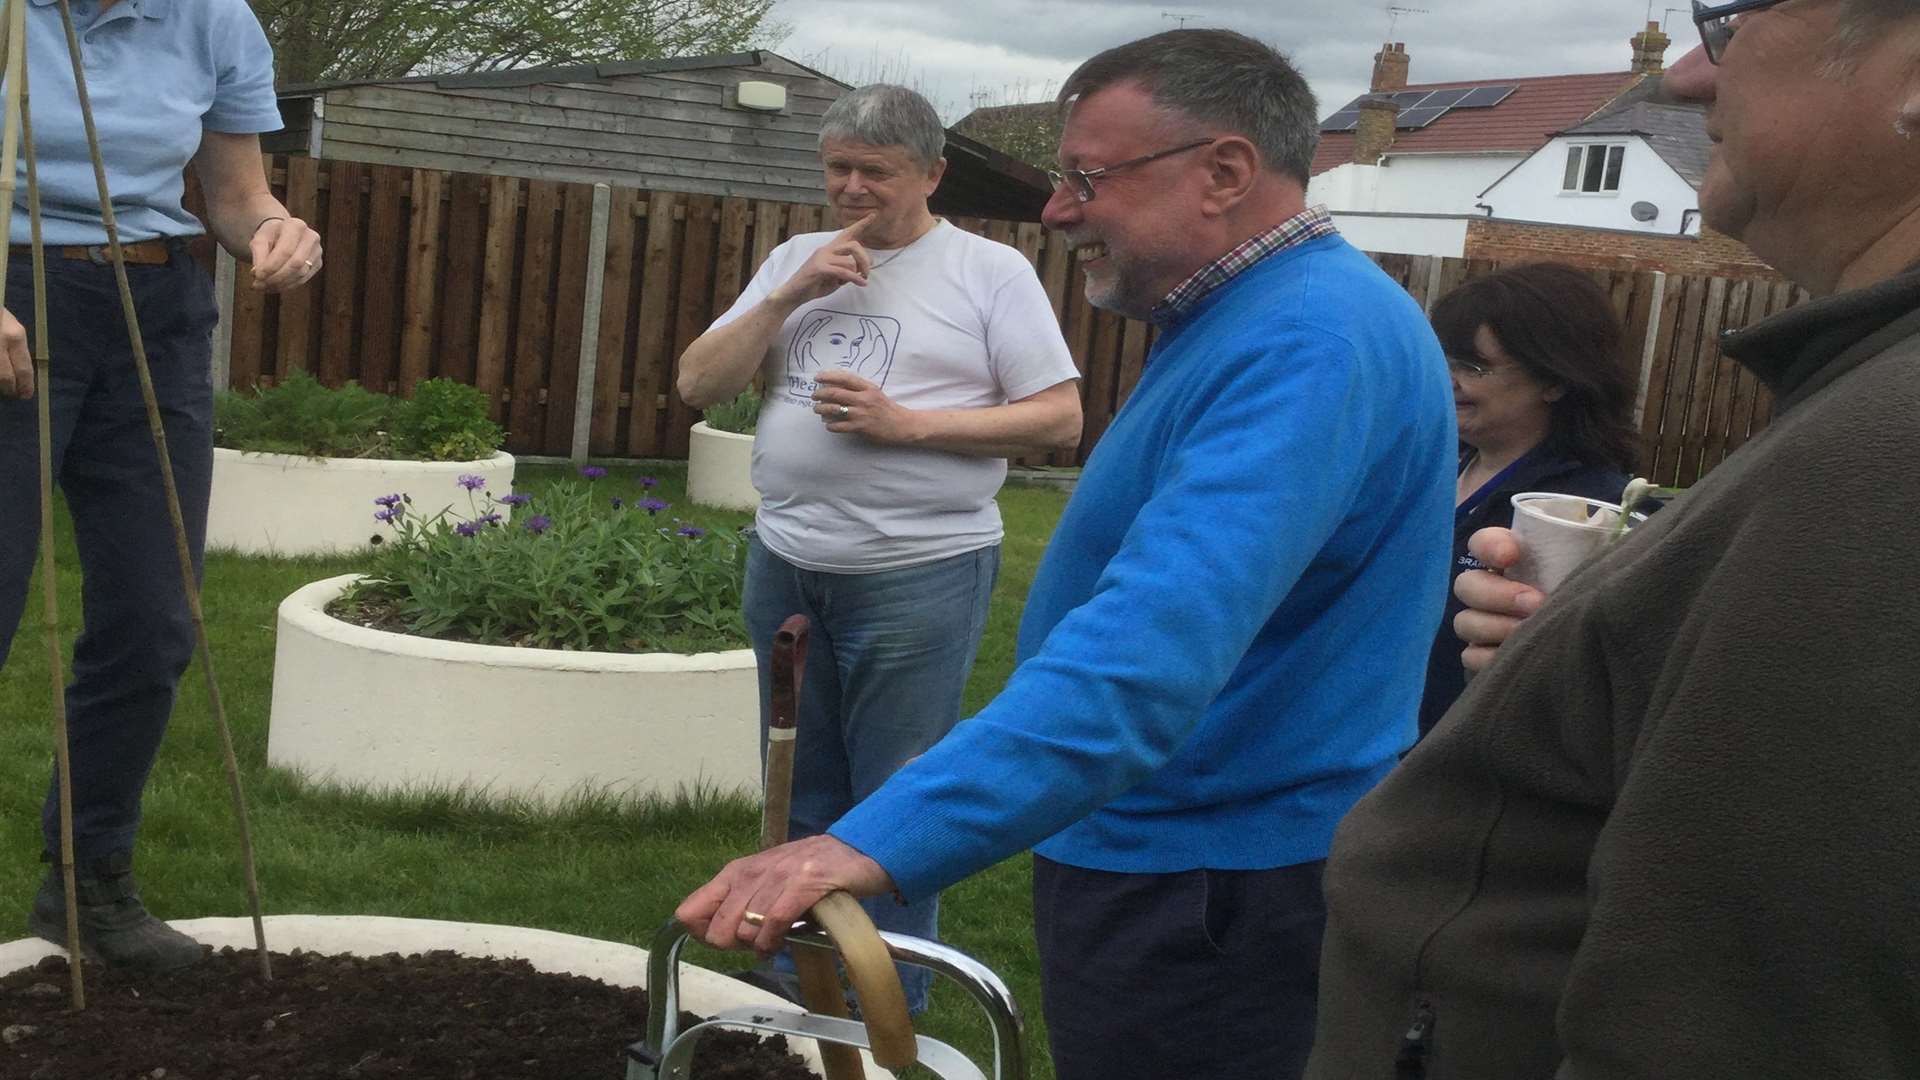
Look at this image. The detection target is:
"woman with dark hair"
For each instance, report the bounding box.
[1418,262,1639,737]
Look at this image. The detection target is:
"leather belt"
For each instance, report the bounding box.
[9,239,174,266]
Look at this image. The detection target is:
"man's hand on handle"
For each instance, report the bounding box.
[1,307,31,400]
[1454,526,1546,673]
[676,834,895,958]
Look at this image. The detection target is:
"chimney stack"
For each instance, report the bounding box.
[1353,95,1399,165]
[1371,42,1410,92]
[1630,20,1670,74]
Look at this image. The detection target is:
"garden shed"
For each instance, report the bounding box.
[266,51,1050,221]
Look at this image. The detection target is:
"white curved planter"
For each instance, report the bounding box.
[687,421,760,512]
[269,575,760,804]
[0,914,892,1078]
[208,448,516,556]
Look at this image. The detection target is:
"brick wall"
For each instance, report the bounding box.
[1465,217,1781,280]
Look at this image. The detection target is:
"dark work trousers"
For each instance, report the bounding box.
[1033,854,1327,1080]
[0,241,217,866]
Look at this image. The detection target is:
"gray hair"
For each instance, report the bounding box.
[817,84,947,169]
[1827,0,1920,71]
[1057,29,1319,186]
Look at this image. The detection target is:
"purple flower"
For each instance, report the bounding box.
[524,514,553,535]
[639,497,669,515]
[454,521,482,537]
[639,476,659,490]
[456,474,487,491]
[478,512,504,527]
[374,493,403,508]
[579,465,608,480]
[499,493,532,507]
[374,507,400,524]
[610,497,624,509]
[677,525,707,539]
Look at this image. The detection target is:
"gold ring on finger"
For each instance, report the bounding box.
[742,911,767,927]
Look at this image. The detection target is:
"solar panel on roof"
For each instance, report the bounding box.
[1319,109,1362,132]
[1457,85,1518,108]
[1420,88,1474,109]
[1391,90,1431,109]
[1396,106,1449,130]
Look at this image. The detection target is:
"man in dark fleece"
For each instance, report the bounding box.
[1308,3,1920,1078]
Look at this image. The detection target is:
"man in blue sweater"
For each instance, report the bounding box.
[679,29,1454,1077]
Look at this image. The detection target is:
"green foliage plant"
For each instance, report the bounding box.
[701,387,761,436]
[388,378,504,462]
[214,372,395,458]
[215,374,505,462]
[335,469,747,653]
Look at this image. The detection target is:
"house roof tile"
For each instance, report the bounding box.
[1310,71,1645,177]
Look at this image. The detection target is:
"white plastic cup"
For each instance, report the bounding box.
[1505,492,1642,592]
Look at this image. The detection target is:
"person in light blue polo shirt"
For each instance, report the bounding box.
[0,0,323,971]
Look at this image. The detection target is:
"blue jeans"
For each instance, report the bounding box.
[744,534,1000,1013]
[0,243,217,866]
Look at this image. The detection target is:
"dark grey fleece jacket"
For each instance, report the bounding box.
[1307,269,1920,1080]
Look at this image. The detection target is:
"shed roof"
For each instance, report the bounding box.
[1310,71,1644,176]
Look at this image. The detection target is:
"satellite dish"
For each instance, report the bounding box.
[1630,201,1660,222]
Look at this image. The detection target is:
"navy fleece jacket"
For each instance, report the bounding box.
[831,233,1454,899]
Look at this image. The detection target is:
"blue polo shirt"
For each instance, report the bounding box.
[9,0,281,245]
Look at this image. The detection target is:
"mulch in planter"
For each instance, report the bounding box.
[1,947,818,1079]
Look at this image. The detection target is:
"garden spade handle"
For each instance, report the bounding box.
[758,616,917,1076]
[760,615,808,851]
[760,615,866,1080]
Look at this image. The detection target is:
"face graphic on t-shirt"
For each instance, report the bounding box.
[787,310,900,387]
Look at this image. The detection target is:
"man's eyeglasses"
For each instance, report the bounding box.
[1047,139,1216,203]
[1692,0,1790,64]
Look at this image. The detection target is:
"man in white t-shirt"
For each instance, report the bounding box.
[676,83,1081,1011]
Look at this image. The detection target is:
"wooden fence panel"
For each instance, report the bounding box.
[201,155,1804,485]
[474,174,521,426]
[276,155,323,377]
[397,168,444,395]
[666,195,721,457]
[317,161,365,385]
[506,179,564,452]
[357,165,408,392]
[628,190,682,456]
[436,171,486,385]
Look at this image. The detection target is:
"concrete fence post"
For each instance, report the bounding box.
[571,183,613,464]
[212,247,237,390]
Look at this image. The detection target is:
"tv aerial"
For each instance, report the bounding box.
[1386,5,1429,37]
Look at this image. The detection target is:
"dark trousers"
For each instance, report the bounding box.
[1033,855,1327,1080]
[0,243,217,865]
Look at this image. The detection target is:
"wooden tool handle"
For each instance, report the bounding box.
[760,614,808,851]
[811,890,917,1070]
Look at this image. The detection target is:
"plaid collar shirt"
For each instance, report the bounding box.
[1150,205,1340,325]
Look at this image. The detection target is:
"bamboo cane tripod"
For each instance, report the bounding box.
[0,0,273,1008]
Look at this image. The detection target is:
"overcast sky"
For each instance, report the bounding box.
[769,0,1697,124]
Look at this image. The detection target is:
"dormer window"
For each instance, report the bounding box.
[1561,143,1625,193]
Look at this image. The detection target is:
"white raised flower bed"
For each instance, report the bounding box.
[0,914,893,1078]
[687,421,759,512]
[207,449,516,556]
[268,575,760,804]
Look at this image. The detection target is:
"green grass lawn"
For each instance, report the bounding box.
[0,462,1071,1079]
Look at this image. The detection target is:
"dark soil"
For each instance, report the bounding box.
[0,948,817,1080]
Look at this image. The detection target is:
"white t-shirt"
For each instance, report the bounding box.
[710,220,1078,573]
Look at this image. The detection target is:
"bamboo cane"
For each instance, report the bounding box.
[4,0,84,1014]
[51,0,272,980]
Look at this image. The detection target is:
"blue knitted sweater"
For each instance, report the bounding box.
[832,233,1454,898]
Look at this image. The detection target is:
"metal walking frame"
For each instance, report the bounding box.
[628,919,1028,1080]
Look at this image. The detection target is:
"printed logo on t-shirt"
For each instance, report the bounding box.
[780,309,901,404]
